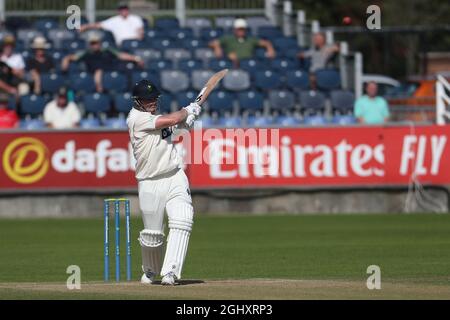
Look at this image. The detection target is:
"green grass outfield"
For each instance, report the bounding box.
[0,214,450,299]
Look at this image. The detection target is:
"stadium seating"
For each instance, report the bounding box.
[200,28,224,41]
[254,70,282,90]
[285,70,309,90]
[158,94,173,113]
[299,90,326,114]
[83,93,111,114]
[149,59,173,72]
[169,28,194,41]
[102,71,128,93]
[237,90,264,114]
[33,19,59,33]
[185,18,212,37]
[330,90,355,114]
[41,73,66,94]
[178,59,203,74]
[80,117,102,129]
[275,115,302,127]
[132,70,160,87]
[160,70,189,93]
[155,18,180,30]
[208,58,232,71]
[222,69,251,91]
[316,69,341,91]
[268,90,296,111]
[215,17,235,31]
[17,29,44,47]
[271,58,299,73]
[20,119,46,129]
[175,90,197,108]
[332,115,357,125]
[217,115,241,127]
[103,117,127,129]
[207,90,234,114]
[239,58,263,75]
[69,72,96,94]
[303,115,328,126]
[246,115,273,127]
[20,95,48,116]
[163,48,192,64]
[191,70,214,91]
[114,92,132,113]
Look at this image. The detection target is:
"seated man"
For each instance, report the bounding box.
[354,82,390,124]
[43,87,81,129]
[0,93,18,129]
[0,35,25,80]
[209,18,275,67]
[0,61,18,96]
[26,37,55,94]
[298,32,339,73]
[79,2,144,46]
[61,33,144,92]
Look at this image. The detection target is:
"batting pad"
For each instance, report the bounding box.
[161,202,193,279]
[138,229,165,277]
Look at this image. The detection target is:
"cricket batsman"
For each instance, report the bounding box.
[127,79,200,285]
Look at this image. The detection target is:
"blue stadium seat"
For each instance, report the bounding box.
[222,69,251,91]
[131,70,160,87]
[182,39,207,51]
[158,94,173,113]
[121,39,147,51]
[207,91,234,114]
[237,90,264,114]
[254,70,282,90]
[215,17,235,31]
[194,48,214,61]
[61,39,86,52]
[80,117,101,129]
[33,19,59,33]
[196,114,216,128]
[286,70,309,90]
[134,48,162,65]
[148,59,173,72]
[49,50,65,67]
[163,48,192,63]
[149,38,176,50]
[47,29,76,49]
[20,119,46,130]
[208,58,232,71]
[144,29,163,40]
[246,16,272,35]
[17,29,44,47]
[178,59,203,74]
[330,90,355,113]
[175,90,197,108]
[114,92,132,113]
[200,28,224,41]
[239,58,263,75]
[268,90,296,111]
[217,115,241,128]
[7,95,16,111]
[303,115,328,126]
[331,115,357,125]
[117,61,139,73]
[41,73,66,94]
[273,37,299,51]
[316,69,341,91]
[275,115,302,127]
[185,18,212,37]
[254,47,267,60]
[169,28,194,41]
[20,95,47,116]
[102,71,128,93]
[83,93,111,114]
[246,116,273,127]
[155,18,180,30]
[191,69,214,91]
[69,72,95,94]
[103,117,127,129]
[160,70,189,93]
[257,26,283,40]
[271,58,299,73]
[299,90,326,113]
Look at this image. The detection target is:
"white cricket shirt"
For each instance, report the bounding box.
[127,107,181,180]
[100,14,144,46]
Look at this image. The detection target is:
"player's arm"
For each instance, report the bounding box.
[154,103,200,130]
[258,39,276,58]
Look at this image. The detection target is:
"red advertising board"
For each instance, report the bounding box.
[0,126,449,192]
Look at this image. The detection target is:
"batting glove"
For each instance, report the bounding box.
[185,114,196,128]
[184,102,201,117]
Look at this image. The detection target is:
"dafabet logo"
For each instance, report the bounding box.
[3,137,49,184]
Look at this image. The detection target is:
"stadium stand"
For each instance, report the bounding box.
[3,15,349,129]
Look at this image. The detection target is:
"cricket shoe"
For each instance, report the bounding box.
[140,270,156,284]
[161,272,177,286]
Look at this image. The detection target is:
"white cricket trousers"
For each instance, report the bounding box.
[138,168,194,279]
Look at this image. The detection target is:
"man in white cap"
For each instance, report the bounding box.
[26,37,55,94]
[79,1,144,46]
[209,18,275,67]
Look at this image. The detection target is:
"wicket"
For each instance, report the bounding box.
[104,198,131,282]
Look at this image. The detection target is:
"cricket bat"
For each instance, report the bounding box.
[194,69,229,105]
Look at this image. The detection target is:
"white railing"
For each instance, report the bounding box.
[436,75,450,125]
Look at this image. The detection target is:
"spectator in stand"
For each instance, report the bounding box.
[0,35,25,79]
[298,32,339,73]
[43,87,81,129]
[209,18,276,68]
[0,61,18,96]
[354,82,390,124]
[79,2,144,46]
[26,37,55,94]
[61,33,144,92]
[0,93,18,129]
